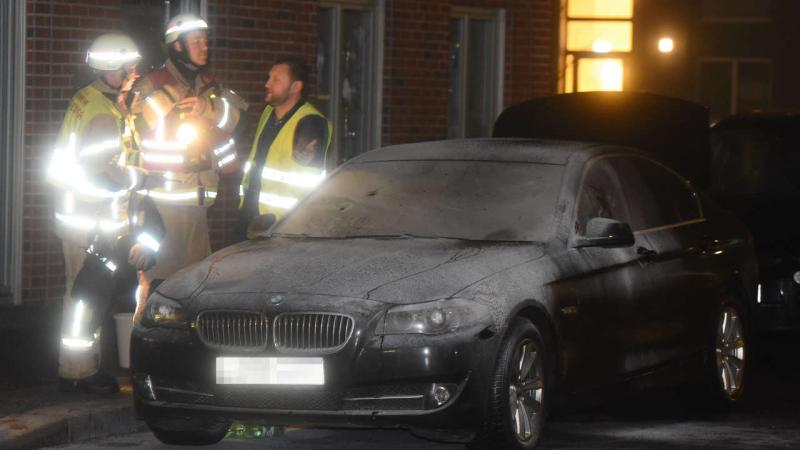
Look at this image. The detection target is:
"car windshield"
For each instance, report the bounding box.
[274,160,564,242]
[711,127,800,196]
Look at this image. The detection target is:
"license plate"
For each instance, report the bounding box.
[216,357,325,385]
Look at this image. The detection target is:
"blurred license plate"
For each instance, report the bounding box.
[216,357,324,385]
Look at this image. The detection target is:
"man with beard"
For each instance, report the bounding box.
[129,13,247,287]
[238,57,331,240]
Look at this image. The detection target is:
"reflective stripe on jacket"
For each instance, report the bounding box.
[129,59,243,206]
[48,83,134,244]
[240,102,332,219]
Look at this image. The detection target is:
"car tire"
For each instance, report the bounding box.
[146,417,229,446]
[702,299,751,411]
[470,317,552,450]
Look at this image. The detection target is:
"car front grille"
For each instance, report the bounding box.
[197,310,269,348]
[273,313,354,354]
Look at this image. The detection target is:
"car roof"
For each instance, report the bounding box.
[490,92,711,187]
[349,138,630,165]
[712,112,800,131]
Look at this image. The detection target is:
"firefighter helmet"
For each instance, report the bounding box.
[85,33,141,71]
[164,13,209,44]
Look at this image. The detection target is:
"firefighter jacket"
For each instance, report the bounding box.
[240,102,332,219]
[128,59,246,207]
[47,80,144,247]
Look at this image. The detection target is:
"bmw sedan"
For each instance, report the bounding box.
[131,139,757,449]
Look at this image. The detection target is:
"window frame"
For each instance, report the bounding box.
[0,0,25,305]
[318,0,384,168]
[558,0,632,93]
[573,156,633,237]
[447,6,506,138]
[697,57,773,118]
[573,155,704,242]
[700,0,772,24]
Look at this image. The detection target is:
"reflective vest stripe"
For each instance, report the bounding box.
[55,212,129,232]
[258,192,298,210]
[137,189,217,202]
[240,102,331,218]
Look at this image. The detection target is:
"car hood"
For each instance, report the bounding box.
[160,237,545,304]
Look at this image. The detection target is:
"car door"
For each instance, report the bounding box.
[617,157,719,366]
[559,156,659,388]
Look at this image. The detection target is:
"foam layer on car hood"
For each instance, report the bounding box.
[170,237,545,304]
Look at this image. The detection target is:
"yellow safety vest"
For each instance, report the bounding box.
[48,84,135,244]
[240,103,332,219]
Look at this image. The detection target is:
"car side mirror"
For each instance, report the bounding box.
[575,217,635,248]
[246,214,277,240]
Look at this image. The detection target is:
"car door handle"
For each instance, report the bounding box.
[637,246,658,259]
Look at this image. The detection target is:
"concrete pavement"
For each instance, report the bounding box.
[0,379,143,450]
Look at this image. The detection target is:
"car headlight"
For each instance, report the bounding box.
[381,298,488,335]
[139,293,189,328]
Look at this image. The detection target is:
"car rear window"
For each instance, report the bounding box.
[275,160,564,242]
[711,128,800,196]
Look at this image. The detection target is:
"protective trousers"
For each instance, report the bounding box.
[145,204,211,281]
[58,241,95,380]
[58,238,138,380]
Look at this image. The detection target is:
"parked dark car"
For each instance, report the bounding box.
[131,139,757,449]
[710,113,800,332]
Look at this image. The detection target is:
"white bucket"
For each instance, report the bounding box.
[113,313,135,369]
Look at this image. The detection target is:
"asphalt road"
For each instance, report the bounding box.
[51,333,800,449]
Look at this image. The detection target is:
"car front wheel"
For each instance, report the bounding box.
[146,417,229,446]
[471,317,551,450]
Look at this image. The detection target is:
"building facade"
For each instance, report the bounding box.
[3,0,799,307]
[1,0,558,306]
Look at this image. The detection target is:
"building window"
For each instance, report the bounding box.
[560,0,633,93]
[701,0,771,23]
[121,0,171,73]
[698,58,772,121]
[448,7,505,138]
[317,0,384,166]
[0,0,25,304]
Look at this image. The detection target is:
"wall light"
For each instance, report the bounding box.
[658,37,674,53]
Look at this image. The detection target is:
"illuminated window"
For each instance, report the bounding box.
[560,0,633,92]
[578,58,623,92]
[568,0,633,19]
[566,21,632,53]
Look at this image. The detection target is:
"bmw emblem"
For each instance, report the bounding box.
[268,294,284,306]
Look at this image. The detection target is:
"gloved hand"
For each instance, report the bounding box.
[128,243,157,270]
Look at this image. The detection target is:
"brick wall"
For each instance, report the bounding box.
[383,0,557,144]
[21,0,557,305]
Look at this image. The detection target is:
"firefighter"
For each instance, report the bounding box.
[128,13,247,285]
[48,33,164,393]
[238,57,331,239]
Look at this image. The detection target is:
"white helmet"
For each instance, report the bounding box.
[164,13,208,44]
[86,33,141,71]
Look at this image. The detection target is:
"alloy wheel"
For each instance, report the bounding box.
[508,338,545,442]
[715,306,746,399]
